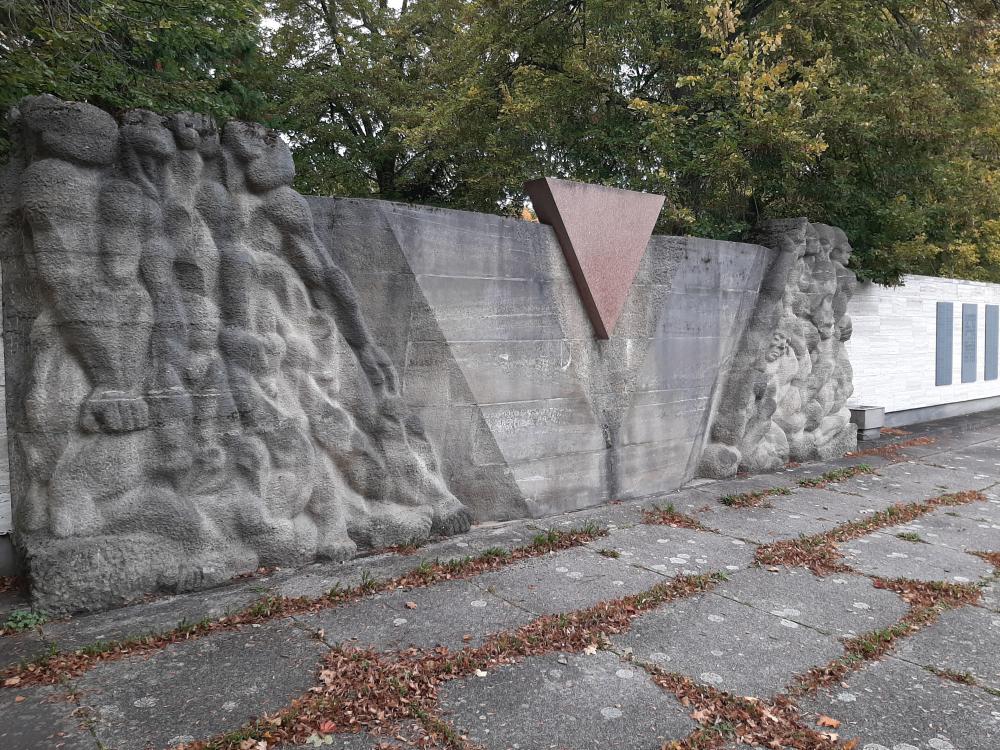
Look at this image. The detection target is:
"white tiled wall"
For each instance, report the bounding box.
[847,274,1000,414]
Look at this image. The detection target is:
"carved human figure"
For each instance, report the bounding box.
[219,122,397,395]
[16,97,153,435]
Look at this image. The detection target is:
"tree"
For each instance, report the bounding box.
[0,0,266,159]
[259,0,1000,284]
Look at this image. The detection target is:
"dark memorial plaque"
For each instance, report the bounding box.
[987,305,999,381]
[962,303,978,384]
[936,301,953,386]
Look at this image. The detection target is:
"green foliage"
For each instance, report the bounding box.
[2,608,46,632]
[0,0,266,159]
[256,0,1000,284]
[4,1,1000,283]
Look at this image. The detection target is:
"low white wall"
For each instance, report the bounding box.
[847,274,1000,417]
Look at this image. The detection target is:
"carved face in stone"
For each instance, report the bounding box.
[222,121,295,192]
[765,332,788,362]
[167,113,220,158]
[811,295,836,340]
[121,110,175,161]
[120,110,177,197]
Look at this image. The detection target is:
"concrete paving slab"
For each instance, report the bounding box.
[952,495,1000,527]
[773,486,902,519]
[893,606,1000,691]
[587,524,755,577]
[295,579,535,652]
[274,553,431,600]
[687,474,799,503]
[826,462,994,506]
[685,486,901,548]
[798,656,1000,750]
[0,628,53,670]
[982,581,1000,613]
[533,497,654,529]
[613,593,844,698]
[923,443,1000,479]
[714,568,909,636]
[469,547,664,615]
[276,522,541,601]
[438,650,695,750]
[76,620,325,750]
[41,584,263,653]
[0,685,96,750]
[839,532,995,583]
[413,522,536,564]
[882,509,1000,556]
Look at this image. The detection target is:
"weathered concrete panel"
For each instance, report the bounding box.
[311,197,775,518]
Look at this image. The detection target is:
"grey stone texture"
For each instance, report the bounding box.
[894,606,1000,691]
[438,650,695,749]
[295,578,536,652]
[699,219,859,477]
[0,97,469,614]
[0,685,96,750]
[799,656,1000,750]
[588,523,757,576]
[614,591,846,698]
[714,568,909,637]
[309,197,778,521]
[0,96,865,615]
[469,547,664,615]
[76,620,325,750]
[839,533,995,583]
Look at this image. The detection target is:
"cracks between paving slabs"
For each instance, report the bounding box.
[172,510,997,750]
[7,455,1000,750]
[0,527,610,689]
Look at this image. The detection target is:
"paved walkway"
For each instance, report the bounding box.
[2,411,1000,750]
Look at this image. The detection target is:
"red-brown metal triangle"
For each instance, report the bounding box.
[525,177,664,339]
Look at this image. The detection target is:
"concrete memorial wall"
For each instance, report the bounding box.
[0,97,859,613]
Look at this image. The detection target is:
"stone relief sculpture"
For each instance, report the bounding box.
[0,96,469,612]
[698,219,858,478]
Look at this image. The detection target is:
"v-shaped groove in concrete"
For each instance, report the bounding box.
[525,178,665,338]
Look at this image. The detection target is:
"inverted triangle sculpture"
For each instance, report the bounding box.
[525,177,665,339]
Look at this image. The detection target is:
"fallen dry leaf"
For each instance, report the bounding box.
[3,676,21,687]
[404,601,417,610]
[817,715,841,729]
[14,695,25,703]
[583,643,598,655]
[690,707,712,723]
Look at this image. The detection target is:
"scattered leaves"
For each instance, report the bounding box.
[756,490,986,575]
[1,525,608,687]
[719,486,791,509]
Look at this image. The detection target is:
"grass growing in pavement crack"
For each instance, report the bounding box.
[796,464,874,489]
[719,486,791,508]
[642,503,712,531]
[0,525,609,688]
[174,573,726,750]
[755,490,986,575]
[928,666,977,685]
[895,531,926,543]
